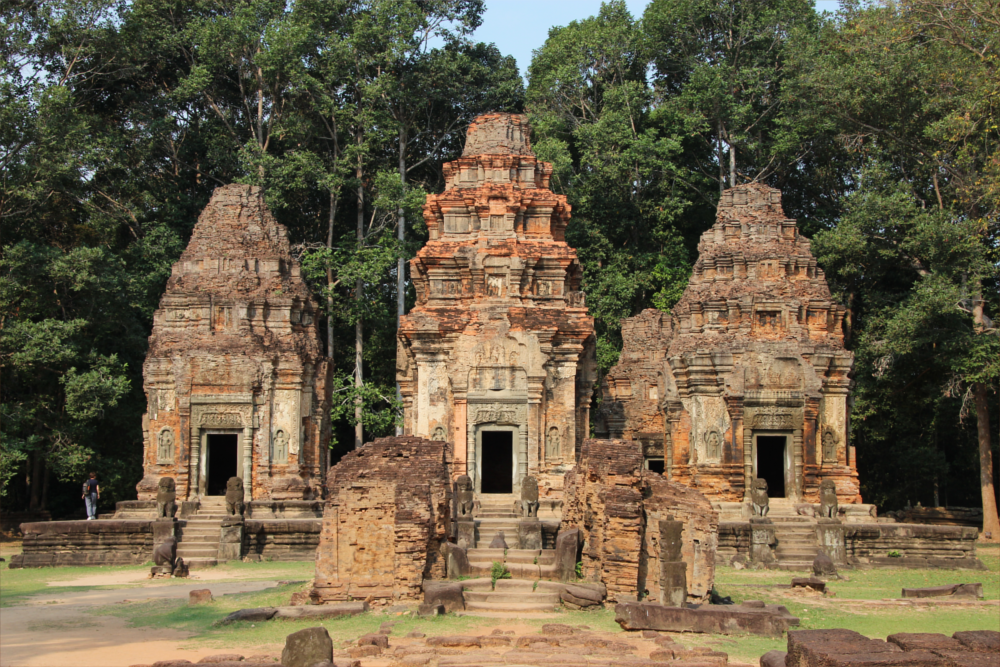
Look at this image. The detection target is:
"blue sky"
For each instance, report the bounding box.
[471,0,843,80]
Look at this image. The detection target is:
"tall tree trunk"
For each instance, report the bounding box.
[729,143,736,188]
[717,123,725,194]
[29,452,42,511]
[396,125,407,435]
[327,191,337,360]
[973,287,1000,541]
[41,461,50,511]
[355,137,364,450]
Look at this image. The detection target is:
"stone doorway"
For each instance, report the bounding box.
[205,432,239,496]
[479,430,514,494]
[755,434,788,498]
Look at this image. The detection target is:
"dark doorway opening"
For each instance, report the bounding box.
[480,431,513,494]
[207,433,238,496]
[756,435,786,498]
[646,459,665,474]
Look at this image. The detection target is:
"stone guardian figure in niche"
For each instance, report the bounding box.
[819,479,839,519]
[156,477,177,519]
[751,478,770,517]
[545,427,561,459]
[157,428,174,463]
[225,477,245,517]
[705,430,722,461]
[273,429,288,463]
[454,475,475,519]
[822,429,838,463]
[432,426,446,442]
[520,475,539,518]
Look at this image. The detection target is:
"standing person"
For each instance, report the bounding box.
[82,472,100,520]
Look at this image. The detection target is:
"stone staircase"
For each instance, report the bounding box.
[475,493,520,548]
[461,578,562,613]
[176,497,226,569]
[769,499,819,571]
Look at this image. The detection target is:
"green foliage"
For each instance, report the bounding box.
[489,561,511,588]
[575,560,584,580]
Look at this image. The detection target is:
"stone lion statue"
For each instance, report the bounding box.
[454,475,474,520]
[225,476,244,516]
[751,477,770,517]
[520,475,539,518]
[819,479,839,519]
[156,477,177,519]
[153,536,177,567]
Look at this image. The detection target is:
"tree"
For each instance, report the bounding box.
[527,0,710,375]
[795,0,999,536]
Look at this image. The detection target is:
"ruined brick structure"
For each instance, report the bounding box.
[561,438,719,603]
[397,113,596,501]
[311,437,450,604]
[598,184,857,504]
[139,184,331,502]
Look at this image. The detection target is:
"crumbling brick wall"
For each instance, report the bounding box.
[639,471,719,602]
[311,437,450,604]
[561,439,645,601]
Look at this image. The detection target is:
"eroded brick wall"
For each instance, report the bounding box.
[311,437,450,604]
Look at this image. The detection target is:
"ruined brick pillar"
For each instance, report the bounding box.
[139,184,331,503]
[397,113,596,504]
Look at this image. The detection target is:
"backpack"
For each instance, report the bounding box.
[83,481,91,495]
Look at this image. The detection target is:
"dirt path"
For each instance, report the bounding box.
[0,580,280,667]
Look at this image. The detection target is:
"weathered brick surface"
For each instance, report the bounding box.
[311,437,450,604]
[640,472,719,602]
[562,439,644,600]
[140,184,331,502]
[597,184,857,504]
[397,113,596,501]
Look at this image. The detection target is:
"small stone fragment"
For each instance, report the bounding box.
[760,650,787,667]
[189,589,213,605]
[281,627,333,667]
[358,634,389,649]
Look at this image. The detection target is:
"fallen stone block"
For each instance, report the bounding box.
[271,601,368,620]
[422,580,465,612]
[189,589,213,605]
[761,650,787,667]
[901,583,983,599]
[615,601,799,638]
[479,635,512,647]
[953,631,1000,653]
[348,645,381,658]
[791,578,826,593]
[218,607,277,625]
[196,655,243,663]
[281,626,333,667]
[786,629,938,667]
[417,603,444,617]
[358,633,389,649]
[930,651,999,667]
[542,623,576,635]
[887,633,964,652]
[425,636,481,648]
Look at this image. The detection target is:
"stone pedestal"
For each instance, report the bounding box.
[749,518,776,567]
[658,518,687,606]
[816,518,846,564]
[149,565,173,578]
[456,520,476,550]
[518,519,542,551]
[218,517,244,562]
[152,518,176,545]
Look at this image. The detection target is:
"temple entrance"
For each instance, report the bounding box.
[206,433,239,496]
[755,435,787,498]
[480,430,513,494]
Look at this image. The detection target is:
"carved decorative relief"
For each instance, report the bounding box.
[273,429,289,463]
[822,428,838,463]
[470,402,525,425]
[749,406,794,430]
[192,403,253,429]
[157,428,175,463]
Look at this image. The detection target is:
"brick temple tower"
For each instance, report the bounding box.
[138,184,331,502]
[598,184,858,504]
[397,113,596,501]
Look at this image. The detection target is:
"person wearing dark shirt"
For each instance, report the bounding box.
[83,472,100,520]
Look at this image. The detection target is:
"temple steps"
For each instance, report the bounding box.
[175,498,229,568]
[460,578,563,613]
